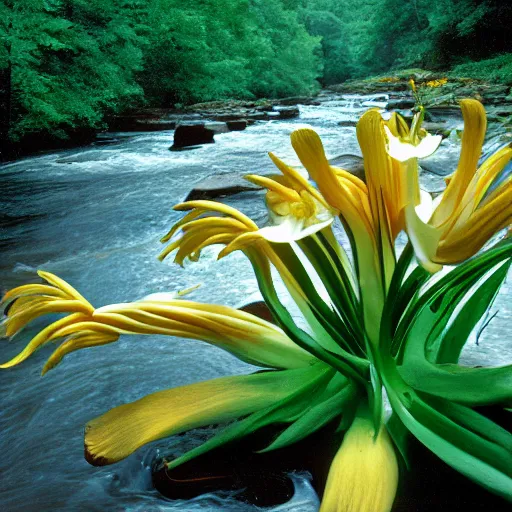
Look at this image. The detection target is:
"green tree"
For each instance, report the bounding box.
[0,0,144,153]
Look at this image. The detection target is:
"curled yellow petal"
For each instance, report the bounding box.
[0,312,90,368]
[173,200,258,230]
[38,271,94,311]
[432,99,487,227]
[320,415,398,512]
[43,331,119,375]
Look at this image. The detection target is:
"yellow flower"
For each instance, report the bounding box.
[320,413,398,512]
[386,99,512,271]
[289,127,387,341]
[1,271,314,374]
[425,78,448,88]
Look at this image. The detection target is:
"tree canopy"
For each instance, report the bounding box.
[1,0,510,152]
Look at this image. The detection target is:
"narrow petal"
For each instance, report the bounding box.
[320,414,398,512]
[84,366,325,466]
[43,332,119,375]
[91,300,315,370]
[0,313,90,368]
[436,185,512,263]
[432,99,487,227]
[290,128,346,211]
[173,200,258,230]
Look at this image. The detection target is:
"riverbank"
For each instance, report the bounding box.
[4,70,512,162]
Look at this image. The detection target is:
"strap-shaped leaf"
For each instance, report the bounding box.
[248,249,370,384]
[260,375,358,452]
[387,386,512,500]
[272,242,361,353]
[435,260,510,363]
[166,366,336,469]
[398,362,512,406]
[299,234,362,337]
[399,240,512,367]
[386,413,410,469]
[396,239,512,359]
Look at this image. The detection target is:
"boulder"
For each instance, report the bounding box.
[238,301,275,324]
[204,121,229,134]
[337,120,357,127]
[172,123,215,149]
[387,97,415,110]
[329,154,365,182]
[273,106,300,119]
[226,119,247,131]
[184,171,262,201]
[420,141,459,176]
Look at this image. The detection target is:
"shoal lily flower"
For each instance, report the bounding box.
[2,98,511,510]
[385,99,512,272]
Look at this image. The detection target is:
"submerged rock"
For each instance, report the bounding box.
[152,422,341,507]
[184,172,262,201]
[238,301,275,324]
[329,154,365,182]
[337,120,357,127]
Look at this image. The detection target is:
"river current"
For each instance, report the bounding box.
[0,95,510,511]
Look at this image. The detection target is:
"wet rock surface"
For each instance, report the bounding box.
[109,96,313,135]
[172,123,215,149]
[152,423,341,507]
[184,172,263,201]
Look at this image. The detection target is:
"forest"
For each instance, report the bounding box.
[1,0,511,150]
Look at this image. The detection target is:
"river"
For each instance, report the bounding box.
[0,94,510,511]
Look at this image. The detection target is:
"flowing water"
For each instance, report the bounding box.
[0,94,510,511]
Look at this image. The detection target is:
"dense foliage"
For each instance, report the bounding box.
[1,0,511,151]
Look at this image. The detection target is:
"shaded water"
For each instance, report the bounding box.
[0,94,510,511]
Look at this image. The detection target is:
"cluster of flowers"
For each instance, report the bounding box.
[2,98,511,511]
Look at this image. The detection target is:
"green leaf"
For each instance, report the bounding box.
[397,239,512,358]
[435,260,510,364]
[386,413,410,469]
[260,374,358,452]
[398,362,512,406]
[400,241,512,367]
[248,250,370,384]
[387,388,512,500]
[166,365,336,469]
[273,242,361,353]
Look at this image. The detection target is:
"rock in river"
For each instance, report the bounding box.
[226,119,247,131]
[329,154,365,182]
[171,122,215,149]
[184,172,263,201]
